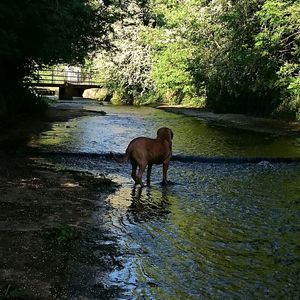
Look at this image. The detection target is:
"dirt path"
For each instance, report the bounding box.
[0,105,121,299]
[157,106,300,136]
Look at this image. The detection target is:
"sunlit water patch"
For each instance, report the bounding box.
[34,100,300,157]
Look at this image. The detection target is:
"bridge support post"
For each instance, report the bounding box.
[59,87,66,100]
[59,84,84,100]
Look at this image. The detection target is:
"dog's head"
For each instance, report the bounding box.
[157,127,173,142]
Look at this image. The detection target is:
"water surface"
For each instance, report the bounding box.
[37,101,300,158]
[35,100,300,299]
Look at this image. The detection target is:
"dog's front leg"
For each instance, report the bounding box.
[147,163,153,186]
[162,162,169,185]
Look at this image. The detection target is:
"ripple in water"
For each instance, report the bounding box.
[96,161,300,299]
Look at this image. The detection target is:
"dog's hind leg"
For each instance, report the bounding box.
[147,163,153,186]
[131,161,138,184]
[136,163,146,187]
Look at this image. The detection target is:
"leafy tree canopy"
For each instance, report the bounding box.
[0,0,117,81]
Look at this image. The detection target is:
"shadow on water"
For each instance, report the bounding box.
[30,101,300,299]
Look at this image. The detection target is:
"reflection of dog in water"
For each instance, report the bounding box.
[112,127,173,186]
[129,186,170,222]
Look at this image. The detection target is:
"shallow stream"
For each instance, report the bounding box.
[34,100,300,299]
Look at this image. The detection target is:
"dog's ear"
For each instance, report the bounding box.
[171,130,174,140]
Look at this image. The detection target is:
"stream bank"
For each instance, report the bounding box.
[157,105,300,136]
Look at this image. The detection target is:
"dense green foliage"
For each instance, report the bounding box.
[255,0,300,118]
[93,1,153,104]
[190,0,300,117]
[95,0,300,119]
[0,0,116,116]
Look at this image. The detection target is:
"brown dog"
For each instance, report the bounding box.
[112,127,173,186]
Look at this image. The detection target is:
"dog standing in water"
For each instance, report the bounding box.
[112,127,173,186]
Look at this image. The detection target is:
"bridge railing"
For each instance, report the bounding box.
[30,67,101,86]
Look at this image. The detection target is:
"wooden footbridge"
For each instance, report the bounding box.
[29,66,102,99]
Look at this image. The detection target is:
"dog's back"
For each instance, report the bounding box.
[127,137,170,165]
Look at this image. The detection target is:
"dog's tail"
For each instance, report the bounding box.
[111,152,129,164]
[111,142,134,163]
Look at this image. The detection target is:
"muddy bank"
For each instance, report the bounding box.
[0,155,121,299]
[0,103,123,299]
[157,106,300,136]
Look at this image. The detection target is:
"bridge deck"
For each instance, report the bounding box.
[32,82,102,88]
[29,67,102,88]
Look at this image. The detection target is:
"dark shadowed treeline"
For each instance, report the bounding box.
[0,0,118,117]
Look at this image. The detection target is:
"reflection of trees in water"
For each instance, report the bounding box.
[127,186,171,222]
